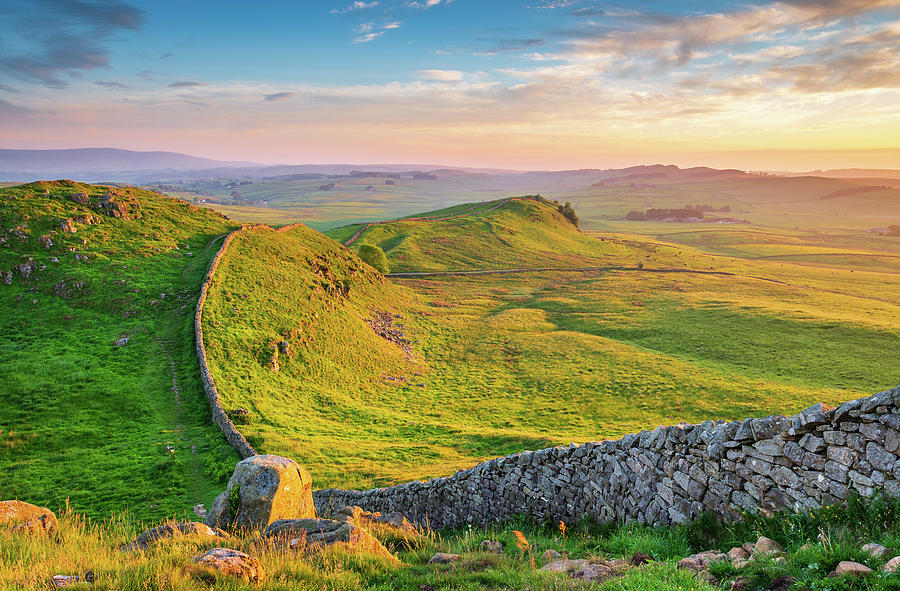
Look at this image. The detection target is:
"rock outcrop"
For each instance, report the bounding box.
[205,455,315,531]
[0,500,58,535]
[191,547,265,584]
[121,521,228,551]
[265,517,396,559]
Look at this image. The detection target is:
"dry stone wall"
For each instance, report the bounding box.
[195,229,257,459]
[314,386,900,529]
[194,223,310,458]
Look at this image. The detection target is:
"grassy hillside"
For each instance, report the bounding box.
[200,223,423,488]
[205,197,900,491]
[0,181,240,520]
[327,196,627,272]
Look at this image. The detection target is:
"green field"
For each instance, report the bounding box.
[3,178,900,590]
[203,197,900,491]
[0,181,240,521]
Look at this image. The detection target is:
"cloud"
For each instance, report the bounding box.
[264,92,297,102]
[354,32,385,43]
[565,0,900,69]
[331,1,379,14]
[474,37,545,56]
[168,81,207,88]
[0,98,37,115]
[160,53,173,59]
[351,20,401,43]
[0,0,144,87]
[417,69,465,81]
[95,80,129,89]
[407,0,449,8]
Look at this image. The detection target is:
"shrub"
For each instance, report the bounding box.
[557,202,579,227]
[357,243,390,274]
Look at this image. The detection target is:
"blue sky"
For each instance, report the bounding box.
[1,0,899,169]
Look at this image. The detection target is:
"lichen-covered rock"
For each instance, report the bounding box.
[68,192,90,205]
[542,559,587,572]
[265,517,395,560]
[861,543,890,558]
[205,455,314,531]
[429,552,461,564]
[0,500,57,535]
[191,547,265,584]
[59,219,77,233]
[753,537,784,557]
[832,561,872,577]
[334,505,418,533]
[480,539,504,553]
[884,556,900,573]
[677,550,727,572]
[121,521,228,551]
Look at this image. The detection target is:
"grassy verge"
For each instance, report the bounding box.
[5,494,900,590]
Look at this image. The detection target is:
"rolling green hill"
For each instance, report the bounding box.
[0,181,240,520]
[205,196,900,491]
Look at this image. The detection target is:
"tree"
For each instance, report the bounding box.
[357,243,390,274]
[557,202,579,227]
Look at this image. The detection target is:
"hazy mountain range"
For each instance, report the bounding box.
[1,148,898,183]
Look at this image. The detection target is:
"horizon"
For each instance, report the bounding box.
[1,1,899,171]
[3,146,900,175]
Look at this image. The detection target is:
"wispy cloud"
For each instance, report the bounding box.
[0,0,144,87]
[474,37,545,56]
[331,1,379,14]
[352,20,401,43]
[168,81,206,88]
[354,32,385,43]
[264,92,297,102]
[95,80,129,89]
[417,69,465,81]
[407,0,450,9]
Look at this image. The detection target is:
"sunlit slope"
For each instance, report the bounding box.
[200,223,426,488]
[0,181,239,520]
[328,196,629,272]
[205,198,899,493]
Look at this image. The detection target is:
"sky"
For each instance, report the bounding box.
[0,0,899,171]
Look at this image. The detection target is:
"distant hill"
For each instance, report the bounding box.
[796,169,900,180]
[0,148,258,180]
[591,164,748,186]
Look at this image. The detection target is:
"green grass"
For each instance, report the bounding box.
[0,181,240,522]
[203,197,900,492]
[6,494,900,590]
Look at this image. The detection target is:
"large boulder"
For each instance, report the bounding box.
[121,521,228,551]
[265,518,396,560]
[0,500,57,535]
[205,455,315,531]
[191,547,265,584]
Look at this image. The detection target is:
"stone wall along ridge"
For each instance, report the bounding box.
[195,228,257,458]
[314,386,900,529]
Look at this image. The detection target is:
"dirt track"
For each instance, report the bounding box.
[387,265,791,285]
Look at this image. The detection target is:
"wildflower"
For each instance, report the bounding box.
[512,530,530,552]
